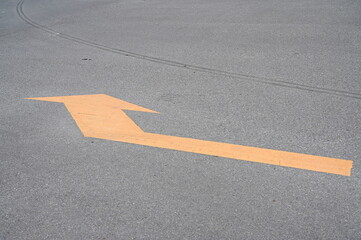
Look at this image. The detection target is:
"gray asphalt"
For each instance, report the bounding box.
[1,0,361,239]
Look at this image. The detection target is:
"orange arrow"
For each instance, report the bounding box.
[27,94,353,176]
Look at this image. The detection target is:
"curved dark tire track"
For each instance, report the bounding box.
[17,0,361,100]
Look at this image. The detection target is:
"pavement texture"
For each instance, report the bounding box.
[1,0,361,239]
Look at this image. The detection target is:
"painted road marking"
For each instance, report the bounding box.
[27,94,353,176]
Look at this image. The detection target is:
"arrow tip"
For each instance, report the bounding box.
[25,94,159,113]
[25,96,66,102]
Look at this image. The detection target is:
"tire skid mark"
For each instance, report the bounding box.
[17,0,361,100]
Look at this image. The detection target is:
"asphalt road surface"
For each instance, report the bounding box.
[1,0,361,239]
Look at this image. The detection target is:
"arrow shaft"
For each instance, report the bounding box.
[103,132,352,176]
[63,102,351,176]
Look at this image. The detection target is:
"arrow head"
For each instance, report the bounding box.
[26,94,159,113]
